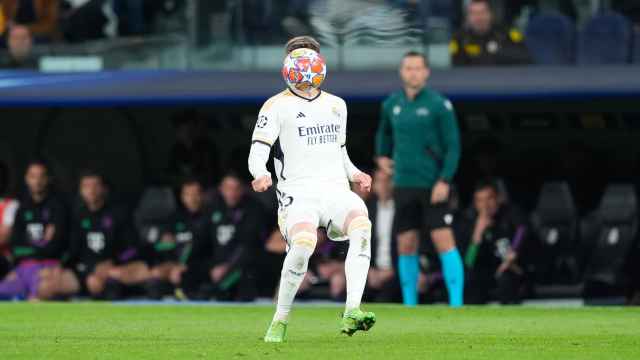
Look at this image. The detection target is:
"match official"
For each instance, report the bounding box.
[375,51,463,307]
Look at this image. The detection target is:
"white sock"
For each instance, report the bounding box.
[344,217,372,312]
[273,231,316,322]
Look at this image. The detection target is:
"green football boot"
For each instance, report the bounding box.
[264,320,288,343]
[340,309,376,336]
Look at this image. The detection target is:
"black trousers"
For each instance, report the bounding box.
[465,269,522,304]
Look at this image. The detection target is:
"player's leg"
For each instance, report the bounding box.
[428,202,464,307]
[341,208,372,313]
[37,267,80,300]
[146,262,178,299]
[394,188,423,306]
[272,221,317,321]
[265,201,319,342]
[328,191,376,335]
[0,270,27,299]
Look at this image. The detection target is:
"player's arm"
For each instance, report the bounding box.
[437,98,461,183]
[340,100,371,192]
[430,98,460,203]
[33,202,67,260]
[248,100,280,192]
[374,100,394,175]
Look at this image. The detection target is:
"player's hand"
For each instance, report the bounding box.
[376,157,394,176]
[431,180,450,204]
[251,175,272,192]
[211,264,230,283]
[353,172,372,193]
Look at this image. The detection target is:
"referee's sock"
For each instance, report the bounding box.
[440,248,464,307]
[398,254,419,306]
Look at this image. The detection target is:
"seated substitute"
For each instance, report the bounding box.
[145,178,211,299]
[450,0,530,66]
[0,160,68,301]
[58,171,150,300]
[458,178,528,304]
[365,168,397,302]
[198,173,265,301]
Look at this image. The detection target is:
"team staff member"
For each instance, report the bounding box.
[147,178,211,299]
[0,160,68,300]
[60,171,150,299]
[450,0,530,66]
[375,51,463,307]
[458,179,528,304]
[200,173,264,301]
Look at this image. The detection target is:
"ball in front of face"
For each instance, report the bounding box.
[282,48,326,91]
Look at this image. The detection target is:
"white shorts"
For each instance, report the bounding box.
[276,186,368,243]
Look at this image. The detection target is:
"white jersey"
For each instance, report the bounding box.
[249,89,359,193]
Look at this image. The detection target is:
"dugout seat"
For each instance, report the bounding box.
[530,181,580,284]
[582,184,638,300]
[578,12,632,65]
[525,12,575,65]
[134,186,176,244]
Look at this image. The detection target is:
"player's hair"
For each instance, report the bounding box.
[221,171,245,184]
[25,158,51,177]
[180,177,202,191]
[402,51,429,68]
[469,0,491,10]
[78,168,105,184]
[285,36,320,54]
[474,177,499,194]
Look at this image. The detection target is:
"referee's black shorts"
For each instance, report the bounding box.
[393,187,453,234]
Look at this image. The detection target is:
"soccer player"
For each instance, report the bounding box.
[0,160,68,300]
[249,36,375,342]
[375,51,463,307]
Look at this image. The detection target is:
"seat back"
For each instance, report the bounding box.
[584,184,638,285]
[134,186,176,243]
[578,12,632,65]
[530,181,579,283]
[526,12,575,65]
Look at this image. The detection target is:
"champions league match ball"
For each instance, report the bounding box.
[282,48,327,91]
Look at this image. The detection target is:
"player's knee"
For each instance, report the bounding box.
[87,274,104,296]
[289,224,318,252]
[346,215,372,257]
[397,230,419,254]
[431,228,456,253]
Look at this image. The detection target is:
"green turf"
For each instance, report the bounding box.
[1,303,639,359]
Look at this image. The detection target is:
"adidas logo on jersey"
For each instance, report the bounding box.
[296,112,306,119]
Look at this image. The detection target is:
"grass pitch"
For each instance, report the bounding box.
[1,303,639,359]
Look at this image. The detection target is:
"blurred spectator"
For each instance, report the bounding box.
[145,178,210,299]
[196,173,264,301]
[0,0,60,41]
[0,160,68,301]
[612,0,640,26]
[57,170,150,300]
[450,0,531,66]
[2,24,38,69]
[0,161,18,279]
[313,229,347,301]
[167,111,219,188]
[59,0,117,42]
[458,178,528,304]
[365,169,397,302]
